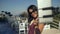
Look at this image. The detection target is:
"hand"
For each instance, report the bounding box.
[33,18,38,25]
[29,19,34,25]
[30,18,38,25]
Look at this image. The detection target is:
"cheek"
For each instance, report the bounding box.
[32,14,37,17]
[34,14,37,17]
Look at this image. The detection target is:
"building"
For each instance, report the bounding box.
[37,0,60,30]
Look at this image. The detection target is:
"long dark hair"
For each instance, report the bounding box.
[27,5,38,23]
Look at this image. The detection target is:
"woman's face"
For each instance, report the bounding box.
[31,11,38,18]
[29,9,38,18]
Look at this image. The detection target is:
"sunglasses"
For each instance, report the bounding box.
[29,11,38,14]
[29,11,35,14]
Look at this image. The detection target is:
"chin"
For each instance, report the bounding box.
[34,17,37,19]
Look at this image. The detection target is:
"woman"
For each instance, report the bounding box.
[27,5,44,34]
[27,5,45,34]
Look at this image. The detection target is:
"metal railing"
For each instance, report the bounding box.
[50,19,60,29]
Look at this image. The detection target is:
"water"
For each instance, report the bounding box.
[0,22,17,34]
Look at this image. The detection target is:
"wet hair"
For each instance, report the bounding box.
[27,5,38,23]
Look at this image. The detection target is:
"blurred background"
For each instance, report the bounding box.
[0,0,60,34]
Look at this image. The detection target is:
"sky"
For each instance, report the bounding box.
[0,0,60,15]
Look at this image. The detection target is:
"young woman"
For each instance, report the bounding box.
[27,5,45,34]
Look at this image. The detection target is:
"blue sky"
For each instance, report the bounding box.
[52,0,60,7]
[0,0,60,15]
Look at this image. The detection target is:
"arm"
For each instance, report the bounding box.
[38,23,45,33]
